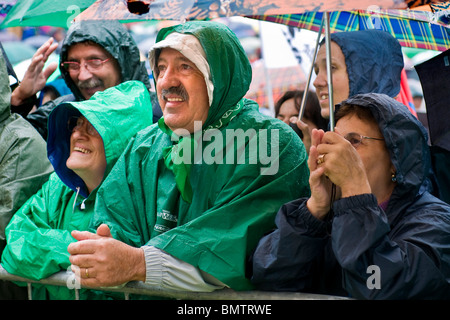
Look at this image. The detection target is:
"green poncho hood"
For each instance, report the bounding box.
[47,80,153,198]
[92,21,310,291]
[59,20,151,101]
[149,21,254,202]
[151,20,252,128]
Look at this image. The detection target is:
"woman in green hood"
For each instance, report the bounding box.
[1,81,153,299]
[68,21,310,292]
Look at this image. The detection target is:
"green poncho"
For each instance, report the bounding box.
[1,81,153,299]
[92,21,310,291]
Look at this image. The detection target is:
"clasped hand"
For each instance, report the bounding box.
[68,224,145,288]
[306,129,371,220]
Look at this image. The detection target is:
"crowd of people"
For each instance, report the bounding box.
[0,19,449,300]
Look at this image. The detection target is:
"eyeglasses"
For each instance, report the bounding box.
[61,58,110,73]
[344,132,384,148]
[67,116,99,136]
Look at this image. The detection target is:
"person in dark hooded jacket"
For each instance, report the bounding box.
[294,29,404,152]
[11,20,161,140]
[251,93,450,299]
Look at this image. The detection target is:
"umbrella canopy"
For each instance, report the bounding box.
[252,9,450,52]
[0,0,96,28]
[76,0,424,22]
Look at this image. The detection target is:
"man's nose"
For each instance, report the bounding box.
[77,63,94,81]
[158,66,181,89]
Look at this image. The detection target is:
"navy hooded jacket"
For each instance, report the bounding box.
[251,93,450,299]
[329,29,404,98]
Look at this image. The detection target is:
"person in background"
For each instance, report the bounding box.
[1,81,153,299]
[0,51,53,299]
[293,29,404,153]
[275,89,328,153]
[251,93,450,299]
[67,21,310,294]
[10,20,161,140]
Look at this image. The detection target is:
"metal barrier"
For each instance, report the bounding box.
[0,265,349,300]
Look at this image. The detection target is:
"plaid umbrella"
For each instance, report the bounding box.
[76,0,446,22]
[251,9,450,52]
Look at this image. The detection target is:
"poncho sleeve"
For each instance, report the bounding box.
[1,175,76,280]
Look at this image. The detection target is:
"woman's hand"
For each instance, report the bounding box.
[306,129,334,220]
[316,129,371,199]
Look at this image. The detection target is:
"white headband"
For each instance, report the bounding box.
[149,32,214,106]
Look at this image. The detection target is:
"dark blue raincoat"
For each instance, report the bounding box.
[251,93,450,299]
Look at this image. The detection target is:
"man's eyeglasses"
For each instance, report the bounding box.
[67,116,99,136]
[61,58,110,73]
[344,132,384,148]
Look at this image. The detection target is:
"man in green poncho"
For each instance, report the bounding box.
[68,21,310,292]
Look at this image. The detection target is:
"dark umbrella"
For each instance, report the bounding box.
[415,49,450,204]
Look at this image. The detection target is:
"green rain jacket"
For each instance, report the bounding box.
[1,81,153,299]
[92,21,310,291]
[0,53,53,250]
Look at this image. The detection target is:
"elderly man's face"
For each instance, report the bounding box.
[155,47,210,134]
[66,42,121,100]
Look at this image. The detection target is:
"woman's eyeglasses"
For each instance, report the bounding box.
[344,132,384,148]
[67,116,99,136]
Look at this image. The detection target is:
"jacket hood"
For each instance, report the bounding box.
[59,20,151,101]
[151,21,252,129]
[328,30,403,98]
[0,53,11,123]
[338,93,430,200]
[47,81,153,198]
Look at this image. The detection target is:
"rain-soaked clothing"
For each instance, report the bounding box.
[0,53,53,249]
[91,21,310,291]
[24,20,160,140]
[0,49,53,300]
[251,93,450,299]
[1,81,153,299]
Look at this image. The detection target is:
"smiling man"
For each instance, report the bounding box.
[11,20,161,140]
[67,21,310,293]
